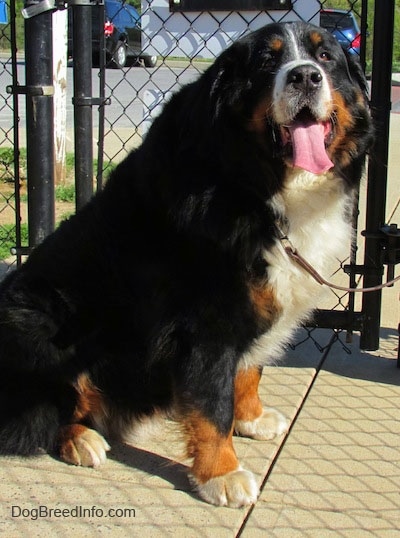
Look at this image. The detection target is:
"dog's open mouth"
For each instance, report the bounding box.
[279,109,334,175]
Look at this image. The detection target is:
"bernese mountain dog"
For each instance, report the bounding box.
[0,21,373,507]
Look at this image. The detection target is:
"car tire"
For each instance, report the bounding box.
[143,55,157,68]
[113,41,127,69]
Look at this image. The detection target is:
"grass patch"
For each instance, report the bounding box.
[19,184,76,203]
[0,148,113,189]
[55,184,76,203]
[0,148,27,183]
[0,149,116,260]
[0,147,75,184]
[0,224,29,261]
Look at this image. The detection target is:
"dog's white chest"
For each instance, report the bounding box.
[241,169,353,368]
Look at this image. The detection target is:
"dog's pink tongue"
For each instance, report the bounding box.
[288,121,333,174]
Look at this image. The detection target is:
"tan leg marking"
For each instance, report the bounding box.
[234,367,264,422]
[184,412,258,507]
[234,367,288,440]
[73,373,105,422]
[57,374,110,468]
[185,412,239,483]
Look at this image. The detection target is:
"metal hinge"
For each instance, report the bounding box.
[10,246,33,257]
[72,97,111,107]
[6,85,54,96]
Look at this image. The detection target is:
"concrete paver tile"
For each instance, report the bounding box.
[243,333,400,537]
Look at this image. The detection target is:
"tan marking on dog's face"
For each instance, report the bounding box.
[270,37,284,52]
[328,90,357,167]
[247,96,273,134]
[310,30,323,47]
[184,412,238,484]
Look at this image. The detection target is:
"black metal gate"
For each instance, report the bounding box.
[0,0,398,355]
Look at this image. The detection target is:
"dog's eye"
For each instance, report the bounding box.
[261,50,279,68]
[319,51,331,62]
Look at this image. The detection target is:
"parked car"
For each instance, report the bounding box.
[320,8,361,56]
[68,0,157,68]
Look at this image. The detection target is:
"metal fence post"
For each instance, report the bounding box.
[96,2,106,191]
[71,1,94,210]
[360,0,395,350]
[8,0,23,266]
[359,0,368,72]
[23,1,55,247]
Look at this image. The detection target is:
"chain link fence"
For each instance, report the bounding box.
[0,0,21,276]
[99,1,365,162]
[0,0,395,354]
[96,0,370,353]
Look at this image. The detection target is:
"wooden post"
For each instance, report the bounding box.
[52,9,68,185]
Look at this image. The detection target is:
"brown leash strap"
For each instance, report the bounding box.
[280,238,400,293]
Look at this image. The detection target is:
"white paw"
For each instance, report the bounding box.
[60,428,110,468]
[191,467,259,508]
[234,407,288,440]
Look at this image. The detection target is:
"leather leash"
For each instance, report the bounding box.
[277,234,400,293]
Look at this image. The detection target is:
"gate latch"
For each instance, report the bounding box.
[381,223,400,284]
[346,223,400,286]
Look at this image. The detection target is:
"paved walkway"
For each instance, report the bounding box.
[1,329,398,537]
[0,116,399,538]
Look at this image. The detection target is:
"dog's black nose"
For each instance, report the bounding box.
[287,65,323,92]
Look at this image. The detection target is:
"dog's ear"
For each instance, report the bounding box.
[344,51,369,99]
[209,40,254,118]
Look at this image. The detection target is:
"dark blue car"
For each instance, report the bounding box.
[320,9,361,56]
[68,0,157,68]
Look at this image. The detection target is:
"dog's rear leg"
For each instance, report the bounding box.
[234,366,288,440]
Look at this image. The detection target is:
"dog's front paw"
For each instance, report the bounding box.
[58,424,110,468]
[234,407,288,440]
[190,468,259,508]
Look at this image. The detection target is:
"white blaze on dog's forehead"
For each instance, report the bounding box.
[286,25,302,61]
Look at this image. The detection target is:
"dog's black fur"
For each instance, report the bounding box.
[0,22,373,506]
